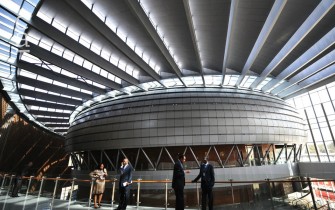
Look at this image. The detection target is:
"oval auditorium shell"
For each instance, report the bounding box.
[65,88,307,152]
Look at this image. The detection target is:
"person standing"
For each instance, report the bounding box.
[192,159,215,210]
[172,154,188,210]
[11,161,33,197]
[89,163,107,208]
[117,158,133,210]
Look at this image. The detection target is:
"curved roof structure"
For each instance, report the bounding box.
[1,0,335,135]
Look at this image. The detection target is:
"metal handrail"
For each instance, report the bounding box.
[1,173,335,210]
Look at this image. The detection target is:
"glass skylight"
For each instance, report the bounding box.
[204,75,223,86]
[255,77,272,90]
[36,9,142,79]
[240,76,257,88]
[79,0,163,75]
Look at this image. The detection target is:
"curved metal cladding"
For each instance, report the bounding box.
[65,88,307,152]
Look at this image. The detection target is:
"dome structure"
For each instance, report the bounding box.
[66,88,307,152]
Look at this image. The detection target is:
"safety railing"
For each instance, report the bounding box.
[0,173,334,210]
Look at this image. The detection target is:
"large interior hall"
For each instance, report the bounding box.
[1,0,335,209]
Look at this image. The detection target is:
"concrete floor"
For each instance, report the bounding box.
[0,194,301,210]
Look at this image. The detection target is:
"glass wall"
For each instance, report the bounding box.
[287,81,335,162]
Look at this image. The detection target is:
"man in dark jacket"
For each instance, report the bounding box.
[11,161,33,197]
[192,159,215,210]
[172,154,187,210]
[117,158,133,210]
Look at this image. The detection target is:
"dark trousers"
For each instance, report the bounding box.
[201,188,213,210]
[11,177,23,196]
[174,188,184,210]
[118,186,130,209]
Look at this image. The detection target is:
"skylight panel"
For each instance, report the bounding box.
[73,55,84,66]
[240,76,257,88]
[223,75,231,86]
[20,52,40,63]
[68,85,80,91]
[48,65,61,73]
[39,107,47,111]
[115,77,121,84]
[100,69,108,78]
[66,28,80,41]
[21,84,34,90]
[0,62,15,78]
[107,74,115,80]
[71,96,82,100]
[125,65,134,76]
[255,77,272,90]
[91,65,100,74]
[61,69,76,78]
[26,34,39,45]
[19,1,35,20]
[37,75,52,83]
[23,96,34,100]
[78,35,91,48]
[63,50,75,61]
[20,69,37,79]
[162,78,183,87]
[92,6,105,22]
[39,40,52,51]
[47,108,56,112]
[81,89,92,95]
[132,69,139,78]
[48,91,60,96]
[91,42,101,55]
[51,44,65,56]
[53,80,67,88]
[81,0,92,10]
[1,78,16,92]
[194,76,203,85]
[83,60,93,70]
[1,0,21,14]
[92,82,106,89]
[101,49,111,61]
[36,11,52,24]
[265,80,285,93]
[185,76,197,86]
[52,19,67,33]
[227,75,238,86]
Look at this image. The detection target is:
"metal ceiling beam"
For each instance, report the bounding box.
[28,43,121,90]
[271,49,335,95]
[250,0,335,89]
[235,0,287,87]
[125,0,187,87]
[29,16,141,87]
[54,129,68,132]
[280,63,335,98]
[44,123,70,128]
[182,0,205,85]
[64,0,166,87]
[23,99,75,110]
[220,0,238,86]
[17,61,106,95]
[266,27,335,93]
[29,110,71,117]
[283,73,335,100]
[19,88,82,106]
[36,117,69,123]
[17,75,93,99]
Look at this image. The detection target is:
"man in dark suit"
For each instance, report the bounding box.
[117,158,133,210]
[11,161,33,197]
[192,159,215,210]
[172,154,187,210]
